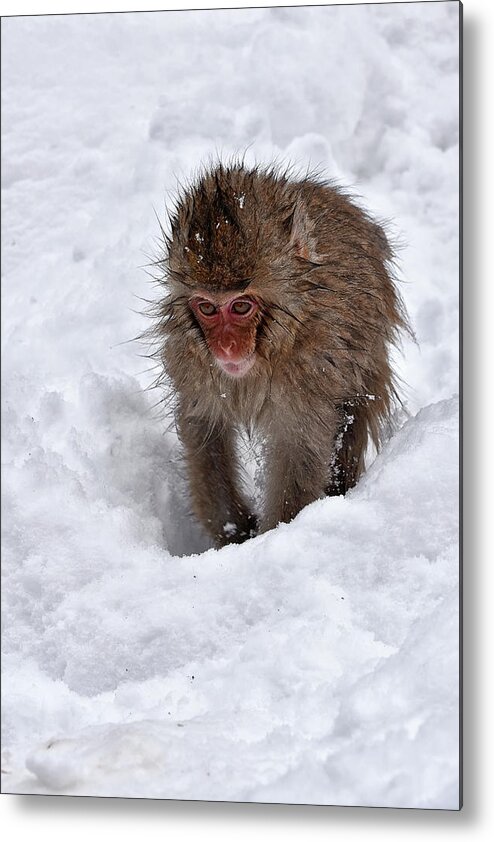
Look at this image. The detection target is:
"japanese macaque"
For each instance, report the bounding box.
[151,163,411,546]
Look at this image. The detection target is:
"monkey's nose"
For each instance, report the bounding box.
[218,335,237,357]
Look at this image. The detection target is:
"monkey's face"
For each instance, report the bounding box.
[189,292,260,378]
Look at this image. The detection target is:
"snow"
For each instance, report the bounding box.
[1,3,460,808]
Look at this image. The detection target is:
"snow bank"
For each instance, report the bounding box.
[1,3,459,808]
[2,395,459,806]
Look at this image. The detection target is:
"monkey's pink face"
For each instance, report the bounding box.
[189,293,260,378]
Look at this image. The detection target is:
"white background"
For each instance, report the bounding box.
[0,0,491,838]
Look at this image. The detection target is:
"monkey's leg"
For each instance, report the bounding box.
[261,438,331,533]
[326,407,369,497]
[325,408,368,497]
[177,413,257,547]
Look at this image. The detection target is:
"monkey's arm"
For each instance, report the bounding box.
[177,407,257,547]
[261,429,335,534]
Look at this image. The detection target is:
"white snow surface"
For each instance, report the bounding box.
[1,4,460,807]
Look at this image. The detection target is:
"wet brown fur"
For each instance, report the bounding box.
[149,162,411,546]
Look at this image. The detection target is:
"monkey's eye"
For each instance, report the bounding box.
[230,299,253,316]
[197,301,217,317]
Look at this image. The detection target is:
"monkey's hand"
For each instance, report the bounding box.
[216,512,258,548]
[177,408,258,548]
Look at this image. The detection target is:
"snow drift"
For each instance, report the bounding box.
[2,393,459,806]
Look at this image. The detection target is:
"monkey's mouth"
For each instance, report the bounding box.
[216,355,255,378]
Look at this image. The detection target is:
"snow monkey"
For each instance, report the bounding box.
[152,162,410,547]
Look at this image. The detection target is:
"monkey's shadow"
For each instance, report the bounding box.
[82,374,213,559]
[163,447,213,557]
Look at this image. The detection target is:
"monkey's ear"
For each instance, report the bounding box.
[287,201,323,264]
